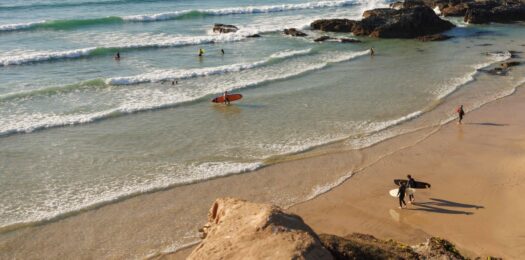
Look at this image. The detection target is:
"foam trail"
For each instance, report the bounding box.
[0,50,369,136]
[306,171,354,200]
[107,48,312,85]
[0,33,248,66]
[434,51,511,99]
[124,0,357,21]
[0,0,357,32]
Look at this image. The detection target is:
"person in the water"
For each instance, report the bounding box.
[114,51,120,60]
[221,49,225,55]
[223,91,230,105]
[199,48,205,57]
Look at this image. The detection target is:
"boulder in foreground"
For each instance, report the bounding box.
[188,198,332,260]
[187,198,474,260]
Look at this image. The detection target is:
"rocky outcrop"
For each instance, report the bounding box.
[188,198,332,260]
[311,6,454,38]
[188,198,471,260]
[313,36,362,43]
[417,34,452,41]
[284,28,308,37]
[464,1,525,24]
[441,4,469,17]
[213,24,238,33]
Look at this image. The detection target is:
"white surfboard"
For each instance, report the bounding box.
[389,188,415,197]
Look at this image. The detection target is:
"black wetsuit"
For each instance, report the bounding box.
[398,184,407,207]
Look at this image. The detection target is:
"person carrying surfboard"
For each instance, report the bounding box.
[223,91,230,105]
[407,175,416,203]
[397,183,407,209]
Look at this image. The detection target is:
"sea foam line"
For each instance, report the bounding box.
[0,50,370,136]
[106,48,313,85]
[0,0,356,32]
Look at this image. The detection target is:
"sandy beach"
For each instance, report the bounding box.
[162,83,525,259]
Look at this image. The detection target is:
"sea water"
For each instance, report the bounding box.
[1,0,524,245]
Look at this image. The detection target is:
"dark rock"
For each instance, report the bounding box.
[320,233,468,260]
[501,61,520,68]
[417,34,452,41]
[213,24,239,33]
[283,28,308,37]
[247,34,261,38]
[311,6,454,38]
[314,36,333,42]
[339,38,361,43]
[310,19,357,32]
[465,0,525,24]
[441,3,468,16]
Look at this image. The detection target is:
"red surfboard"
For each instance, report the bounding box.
[212,94,243,103]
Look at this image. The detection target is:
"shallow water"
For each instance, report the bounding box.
[1,0,525,251]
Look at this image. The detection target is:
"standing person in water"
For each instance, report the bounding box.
[223,91,230,105]
[457,105,465,124]
[198,48,205,57]
[370,47,375,56]
[114,51,120,60]
[221,49,225,55]
[407,175,416,203]
[397,183,407,209]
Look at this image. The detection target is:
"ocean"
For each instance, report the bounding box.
[1,0,525,254]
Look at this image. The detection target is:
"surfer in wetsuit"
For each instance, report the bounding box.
[457,105,465,124]
[223,91,230,105]
[114,51,120,60]
[407,175,416,203]
[397,183,407,209]
[221,49,225,55]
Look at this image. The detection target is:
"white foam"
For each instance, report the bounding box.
[107,48,312,85]
[306,171,354,200]
[433,6,441,15]
[0,160,263,231]
[0,47,97,66]
[123,0,357,22]
[433,51,511,99]
[0,21,45,31]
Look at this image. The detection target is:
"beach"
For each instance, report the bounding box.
[2,0,525,258]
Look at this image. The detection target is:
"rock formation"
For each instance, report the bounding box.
[187,198,472,260]
[311,6,454,38]
[284,28,308,37]
[417,34,452,41]
[187,198,332,260]
[213,24,239,33]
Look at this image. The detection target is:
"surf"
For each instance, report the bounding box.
[0,0,357,32]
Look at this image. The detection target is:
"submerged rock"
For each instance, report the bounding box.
[314,36,334,42]
[339,38,361,43]
[284,28,308,37]
[213,24,239,33]
[311,6,454,38]
[417,34,452,41]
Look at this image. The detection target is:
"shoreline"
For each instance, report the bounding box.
[2,66,525,259]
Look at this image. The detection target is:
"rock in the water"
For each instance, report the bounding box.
[501,61,520,68]
[284,28,308,37]
[213,24,239,33]
[339,38,361,43]
[441,3,469,16]
[417,34,452,41]
[314,36,333,42]
[188,198,332,260]
[465,0,525,24]
[311,6,454,38]
[247,34,261,38]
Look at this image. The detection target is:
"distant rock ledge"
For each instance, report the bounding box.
[310,6,454,39]
[185,198,474,259]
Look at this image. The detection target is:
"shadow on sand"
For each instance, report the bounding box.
[467,122,508,127]
[409,198,484,215]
